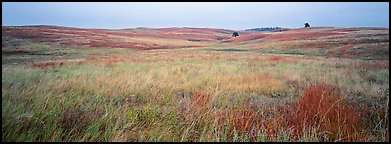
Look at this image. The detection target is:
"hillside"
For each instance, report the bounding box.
[224,27,389,60]
[2,26,388,60]
[2,26,236,50]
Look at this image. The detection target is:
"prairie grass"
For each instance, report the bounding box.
[2,37,389,142]
[121,36,212,47]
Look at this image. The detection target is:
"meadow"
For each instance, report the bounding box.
[2,26,389,142]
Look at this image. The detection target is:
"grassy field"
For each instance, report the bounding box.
[2,27,389,142]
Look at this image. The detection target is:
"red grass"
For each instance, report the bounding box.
[2,26,230,50]
[213,104,289,141]
[32,61,65,68]
[189,91,212,117]
[86,56,98,60]
[266,56,284,61]
[284,84,362,141]
[168,84,383,141]
[177,91,213,124]
[266,56,296,63]
[263,32,336,41]
[213,108,262,141]
[227,109,261,140]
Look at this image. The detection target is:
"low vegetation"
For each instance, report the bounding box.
[2,26,389,142]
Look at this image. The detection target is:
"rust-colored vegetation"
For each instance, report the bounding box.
[266,56,297,63]
[32,61,65,68]
[283,84,362,141]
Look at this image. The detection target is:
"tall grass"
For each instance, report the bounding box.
[2,41,389,141]
[283,84,362,141]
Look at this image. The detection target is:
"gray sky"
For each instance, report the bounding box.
[2,2,389,30]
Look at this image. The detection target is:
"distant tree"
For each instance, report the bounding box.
[305,23,310,28]
[232,32,239,37]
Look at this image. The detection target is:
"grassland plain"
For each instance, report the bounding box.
[2,26,389,142]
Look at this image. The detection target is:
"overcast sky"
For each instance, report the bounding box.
[2,2,389,30]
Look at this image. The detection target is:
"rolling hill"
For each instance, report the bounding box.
[2,25,388,60]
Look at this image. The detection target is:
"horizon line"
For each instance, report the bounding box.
[2,24,389,30]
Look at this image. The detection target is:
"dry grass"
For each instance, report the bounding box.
[283,84,362,141]
[2,27,389,142]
